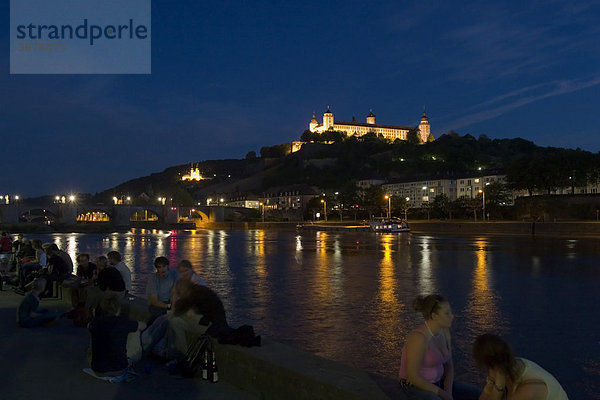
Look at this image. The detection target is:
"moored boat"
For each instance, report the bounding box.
[369,218,410,233]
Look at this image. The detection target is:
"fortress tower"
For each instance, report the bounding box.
[366,110,376,124]
[418,109,431,143]
[322,107,334,129]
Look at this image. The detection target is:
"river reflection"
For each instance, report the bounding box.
[18,230,600,399]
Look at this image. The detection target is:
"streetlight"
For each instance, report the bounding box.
[404,197,410,221]
[321,199,327,221]
[385,194,391,219]
[334,192,342,221]
[478,186,488,221]
[259,202,264,222]
[481,182,490,220]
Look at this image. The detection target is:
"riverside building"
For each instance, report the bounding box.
[382,174,508,208]
[309,107,432,143]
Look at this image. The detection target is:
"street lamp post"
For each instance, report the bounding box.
[478,189,486,221]
[479,182,490,221]
[404,197,410,221]
[321,199,327,221]
[385,195,391,219]
[259,202,264,222]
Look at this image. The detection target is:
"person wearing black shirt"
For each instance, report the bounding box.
[39,248,70,297]
[97,266,126,292]
[89,293,146,375]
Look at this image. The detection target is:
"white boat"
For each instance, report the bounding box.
[369,218,410,233]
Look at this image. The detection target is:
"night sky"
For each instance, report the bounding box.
[2,0,600,197]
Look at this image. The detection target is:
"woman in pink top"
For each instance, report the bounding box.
[399,294,480,400]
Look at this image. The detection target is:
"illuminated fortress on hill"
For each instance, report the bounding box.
[309,107,432,142]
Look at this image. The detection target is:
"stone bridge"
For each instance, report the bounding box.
[0,203,252,228]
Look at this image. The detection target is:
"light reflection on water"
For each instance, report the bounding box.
[19,230,600,399]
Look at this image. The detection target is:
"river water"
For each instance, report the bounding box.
[18,229,599,398]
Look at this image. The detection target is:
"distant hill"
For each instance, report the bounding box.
[87,133,600,204]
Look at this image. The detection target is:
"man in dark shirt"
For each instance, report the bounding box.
[89,293,145,375]
[68,253,98,308]
[39,247,70,297]
[76,253,96,280]
[97,265,126,292]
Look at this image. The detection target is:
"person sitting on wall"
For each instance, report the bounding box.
[96,256,126,293]
[171,275,261,348]
[473,333,568,400]
[18,239,46,289]
[69,253,97,305]
[87,254,127,316]
[0,232,13,254]
[91,255,108,286]
[166,260,237,361]
[39,246,71,297]
[88,293,146,377]
[17,277,58,328]
[398,294,480,400]
[44,243,74,276]
[143,260,206,359]
[107,251,132,293]
[146,256,178,322]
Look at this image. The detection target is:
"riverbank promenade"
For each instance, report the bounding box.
[0,289,255,400]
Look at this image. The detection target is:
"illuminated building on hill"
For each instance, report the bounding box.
[182,164,205,181]
[309,107,432,142]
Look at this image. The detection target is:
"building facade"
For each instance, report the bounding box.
[309,107,432,143]
[382,174,508,208]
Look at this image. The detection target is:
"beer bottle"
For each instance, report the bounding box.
[201,349,208,380]
[211,350,219,383]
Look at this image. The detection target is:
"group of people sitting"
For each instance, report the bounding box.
[87,255,259,378]
[398,294,568,400]
[13,243,257,379]
[8,238,74,297]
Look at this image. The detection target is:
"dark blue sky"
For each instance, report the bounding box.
[2,0,600,197]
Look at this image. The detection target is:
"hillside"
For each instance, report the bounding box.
[88,133,600,205]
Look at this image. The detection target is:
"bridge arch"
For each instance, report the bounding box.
[19,208,57,224]
[130,209,160,222]
[76,209,112,222]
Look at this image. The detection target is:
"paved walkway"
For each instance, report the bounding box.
[0,289,256,400]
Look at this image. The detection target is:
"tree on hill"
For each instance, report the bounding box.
[407,128,421,145]
[300,130,319,142]
[321,130,347,143]
[260,143,291,158]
